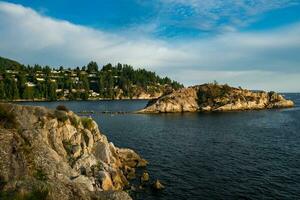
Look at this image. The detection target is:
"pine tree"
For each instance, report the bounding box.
[12,80,19,100]
[48,82,57,101]
[0,81,6,99]
[23,86,34,100]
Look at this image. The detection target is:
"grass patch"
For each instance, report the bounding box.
[33,168,48,182]
[81,117,93,130]
[62,140,77,166]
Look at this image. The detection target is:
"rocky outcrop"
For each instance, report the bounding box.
[108,87,164,100]
[0,103,147,200]
[138,84,294,113]
[152,180,165,190]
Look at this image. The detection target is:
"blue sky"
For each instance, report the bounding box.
[0,0,300,91]
[5,0,300,37]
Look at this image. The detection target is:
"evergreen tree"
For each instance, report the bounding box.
[0,81,6,99]
[17,73,26,99]
[48,81,57,101]
[23,86,34,100]
[87,61,98,73]
[12,80,19,100]
[4,76,13,100]
[98,74,105,96]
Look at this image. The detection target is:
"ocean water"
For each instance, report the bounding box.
[19,94,300,200]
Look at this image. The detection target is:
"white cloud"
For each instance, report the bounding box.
[171,70,300,93]
[0,1,299,92]
[158,0,299,31]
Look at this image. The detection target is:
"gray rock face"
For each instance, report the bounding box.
[0,103,148,200]
[138,84,294,113]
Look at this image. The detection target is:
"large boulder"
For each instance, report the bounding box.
[97,171,114,191]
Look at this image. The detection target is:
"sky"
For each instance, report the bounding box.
[0,0,300,92]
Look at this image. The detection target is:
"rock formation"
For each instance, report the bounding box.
[0,103,147,200]
[138,84,294,113]
[152,180,165,190]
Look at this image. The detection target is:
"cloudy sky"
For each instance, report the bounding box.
[0,0,300,92]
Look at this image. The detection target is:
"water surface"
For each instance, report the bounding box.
[20,94,300,200]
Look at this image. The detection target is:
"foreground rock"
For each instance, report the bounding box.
[152,180,165,190]
[140,172,150,182]
[138,83,294,113]
[0,103,147,200]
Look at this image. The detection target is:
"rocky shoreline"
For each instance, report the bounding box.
[0,103,153,200]
[138,84,294,113]
[0,95,162,103]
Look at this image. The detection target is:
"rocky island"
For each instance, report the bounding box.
[0,103,148,200]
[138,83,294,113]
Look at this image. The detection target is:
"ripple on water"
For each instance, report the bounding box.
[18,94,300,200]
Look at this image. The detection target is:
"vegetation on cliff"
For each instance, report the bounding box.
[0,56,183,101]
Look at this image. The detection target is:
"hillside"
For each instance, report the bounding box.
[0,56,183,101]
[138,83,294,113]
[0,56,22,71]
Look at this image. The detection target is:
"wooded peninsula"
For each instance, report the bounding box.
[0,56,182,101]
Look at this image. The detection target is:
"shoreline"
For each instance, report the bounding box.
[0,97,156,103]
[1,92,297,103]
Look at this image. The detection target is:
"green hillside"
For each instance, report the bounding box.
[0,56,183,101]
[0,56,22,71]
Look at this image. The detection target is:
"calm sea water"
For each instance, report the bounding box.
[19,94,300,200]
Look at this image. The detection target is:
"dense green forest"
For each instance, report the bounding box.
[0,56,183,101]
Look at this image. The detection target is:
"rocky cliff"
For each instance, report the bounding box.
[138,84,294,113]
[0,103,147,200]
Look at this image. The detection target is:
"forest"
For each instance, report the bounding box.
[0,56,183,101]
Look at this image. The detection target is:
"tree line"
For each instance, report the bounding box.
[0,57,183,101]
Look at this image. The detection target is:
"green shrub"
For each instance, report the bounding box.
[62,140,73,155]
[0,104,15,128]
[82,131,90,147]
[208,85,223,98]
[54,110,68,122]
[0,186,49,200]
[0,176,7,191]
[68,156,76,167]
[69,116,79,128]
[27,186,49,200]
[56,105,69,112]
[197,91,207,104]
[81,117,94,130]
[222,84,232,93]
[33,168,48,182]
